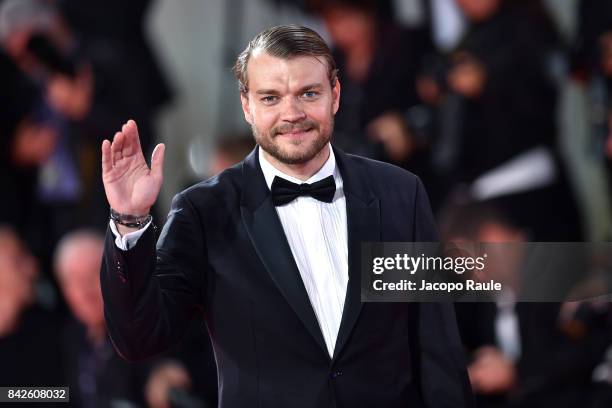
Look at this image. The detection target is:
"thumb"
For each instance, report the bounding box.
[150,143,165,181]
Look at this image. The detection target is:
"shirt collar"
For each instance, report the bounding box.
[258,143,338,190]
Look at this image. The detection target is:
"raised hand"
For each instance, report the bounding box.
[101,120,165,217]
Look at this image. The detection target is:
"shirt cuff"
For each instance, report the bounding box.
[109,219,151,250]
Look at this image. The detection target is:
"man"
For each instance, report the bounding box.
[0,227,61,387]
[310,0,433,167]
[55,230,145,407]
[101,25,471,407]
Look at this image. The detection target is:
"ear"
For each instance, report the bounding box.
[331,78,341,115]
[240,93,254,125]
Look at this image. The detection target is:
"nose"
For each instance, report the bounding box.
[280,97,306,123]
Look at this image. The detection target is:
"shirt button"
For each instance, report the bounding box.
[330,370,343,379]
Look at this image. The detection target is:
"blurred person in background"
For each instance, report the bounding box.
[144,320,218,408]
[0,0,173,235]
[0,226,62,387]
[308,0,434,172]
[55,229,218,408]
[145,360,194,408]
[418,0,582,240]
[0,48,57,240]
[58,0,173,228]
[54,229,145,407]
[0,0,94,282]
[572,0,612,218]
[209,135,256,177]
[177,134,256,194]
[441,202,611,407]
[58,0,172,159]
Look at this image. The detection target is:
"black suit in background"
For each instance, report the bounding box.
[0,306,62,388]
[431,2,583,240]
[446,1,560,184]
[60,318,146,408]
[456,302,610,408]
[332,23,433,168]
[0,50,40,239]
[101,146,473,407]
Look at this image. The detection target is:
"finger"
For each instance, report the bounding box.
[124,119,142,155]
[111,131,124,165]
[120,121,134,157]
[150,143,165,181]
[101,139,112,174]
[121,123,135,157]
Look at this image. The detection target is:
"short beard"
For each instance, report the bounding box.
[252,118,333,165]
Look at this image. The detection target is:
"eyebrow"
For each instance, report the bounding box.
[297,83,323,92]
[254,83,324,95]
[255,89,280,95]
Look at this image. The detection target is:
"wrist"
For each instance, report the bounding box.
[110,208,152,228]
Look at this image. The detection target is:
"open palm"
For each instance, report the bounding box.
[101,120,165,216]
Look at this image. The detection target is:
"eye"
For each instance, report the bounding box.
[260,95,279,105]
[302,91,319,99]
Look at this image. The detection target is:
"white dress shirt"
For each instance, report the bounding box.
[259,146,348,357]
[111,145,349,357]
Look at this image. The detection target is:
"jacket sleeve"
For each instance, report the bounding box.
[417,302,474,408]
[100,192,207,361]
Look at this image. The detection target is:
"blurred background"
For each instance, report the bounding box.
[1,0,612,407]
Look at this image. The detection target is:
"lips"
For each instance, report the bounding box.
[278,127,313,136]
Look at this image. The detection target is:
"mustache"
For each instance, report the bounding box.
[272,120,318,136]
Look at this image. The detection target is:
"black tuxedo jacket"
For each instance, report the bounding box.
[101,146,472,407]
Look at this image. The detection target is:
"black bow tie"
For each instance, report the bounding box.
[271,175,336,206]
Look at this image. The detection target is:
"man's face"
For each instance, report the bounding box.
[322,6,375,50]
[456,0,500,22]
[0,231,37,308]
[240,51,340,165]
[58,242,104,329]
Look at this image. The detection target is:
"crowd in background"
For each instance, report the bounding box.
[1,0,612,407]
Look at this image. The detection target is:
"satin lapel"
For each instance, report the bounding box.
[240,148,329,357]
[332,147,381,361]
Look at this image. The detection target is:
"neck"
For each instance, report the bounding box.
[263,144,330,181]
